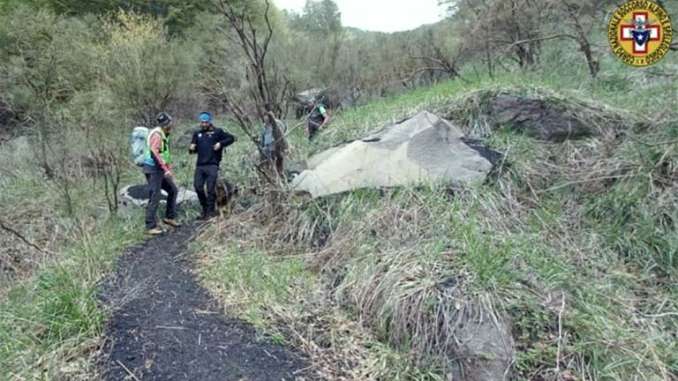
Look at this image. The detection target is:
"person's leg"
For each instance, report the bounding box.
[145,171,163,229]
[308,122,317,141]
[161,174,178,220]
[205,165,219,216]
[274,151,285,178]
[194,166,208,215]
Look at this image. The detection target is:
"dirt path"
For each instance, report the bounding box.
[99,223,308,381]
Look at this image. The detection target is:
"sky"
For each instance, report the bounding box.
[274,0,445,33]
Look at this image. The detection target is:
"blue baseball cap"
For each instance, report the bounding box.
[199,112,212,123]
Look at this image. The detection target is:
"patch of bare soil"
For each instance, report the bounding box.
[99,223,309,381]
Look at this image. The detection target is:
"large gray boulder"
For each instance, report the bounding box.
[453,310,514,381]
[292,111,494,198]
[118,184,199,209]
[442,88,636,142]
[484,94,596,141]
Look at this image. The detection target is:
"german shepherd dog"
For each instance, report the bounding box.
[215,179,238,216]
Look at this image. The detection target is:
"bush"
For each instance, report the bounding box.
[100,11,197,125]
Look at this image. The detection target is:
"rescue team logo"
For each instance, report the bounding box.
[608,0,673,67]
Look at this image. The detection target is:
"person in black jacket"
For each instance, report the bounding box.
[189,112,236,220]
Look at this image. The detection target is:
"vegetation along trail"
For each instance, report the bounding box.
[99,223,308,381]
[1,0,677,379]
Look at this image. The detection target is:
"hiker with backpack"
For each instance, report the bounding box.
[306,100,331,141]
[189,112,235,220]
[132,112,181,235]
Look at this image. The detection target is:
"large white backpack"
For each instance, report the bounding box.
[130,127,150,167]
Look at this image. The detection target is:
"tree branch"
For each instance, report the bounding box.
[0,219,52,255]
[503,33,578,50]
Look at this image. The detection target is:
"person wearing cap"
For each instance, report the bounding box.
[307,100,330,141]
[143,112,180,235]
[189,112,236,220]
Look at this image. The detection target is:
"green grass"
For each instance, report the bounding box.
[0,216,143,380]
[194,221,458,380]
[0,133,150,379]
[194,59,678,380]
[302,183,675,378]
[2,44,672,379]
[200,241,313,330]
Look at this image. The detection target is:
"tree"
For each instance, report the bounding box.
[545,0,617,79]
[407,25,466,86]
[0,7,86,179]
[0,6,104,214]
[442,0,615,78]
[0,0,211,34]
[101,12,195,125]
[0,6,195,214]
[289,0,344,84]
[296,0,342,36]
[214,0,291,183]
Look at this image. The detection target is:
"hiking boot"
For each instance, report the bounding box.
[196,213,216,222]
[145,227,164,236]
[162,218,182,228]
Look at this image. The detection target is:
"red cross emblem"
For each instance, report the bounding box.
[620,12,661,54]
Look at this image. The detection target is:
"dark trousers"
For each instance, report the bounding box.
[261,148,285,177]
[308,121,321,141]
[145,170,178,229]
[194,165,219,216]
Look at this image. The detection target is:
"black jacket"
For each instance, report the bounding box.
[189,126,236,166]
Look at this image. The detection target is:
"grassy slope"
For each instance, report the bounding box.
[0,113,261,379]
[0,52,675,380]
[196,56,677,379]
[0,220,143,380]
[0,116,257,379]
[0,139,148,379]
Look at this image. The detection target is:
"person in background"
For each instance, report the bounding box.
[143,112,180,235]
[306,100,330,141]
[260,111,288,177]
[189,112,236,220]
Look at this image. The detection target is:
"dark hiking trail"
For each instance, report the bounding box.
[99,223,309,381]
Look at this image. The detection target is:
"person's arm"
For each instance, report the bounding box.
[149,132,171,175]
[214,129,236,151]
[276,119,287,134]
[320,108,331,129]
[272,119,288,152]
[189,131,198,154]
[272,120,285,142]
